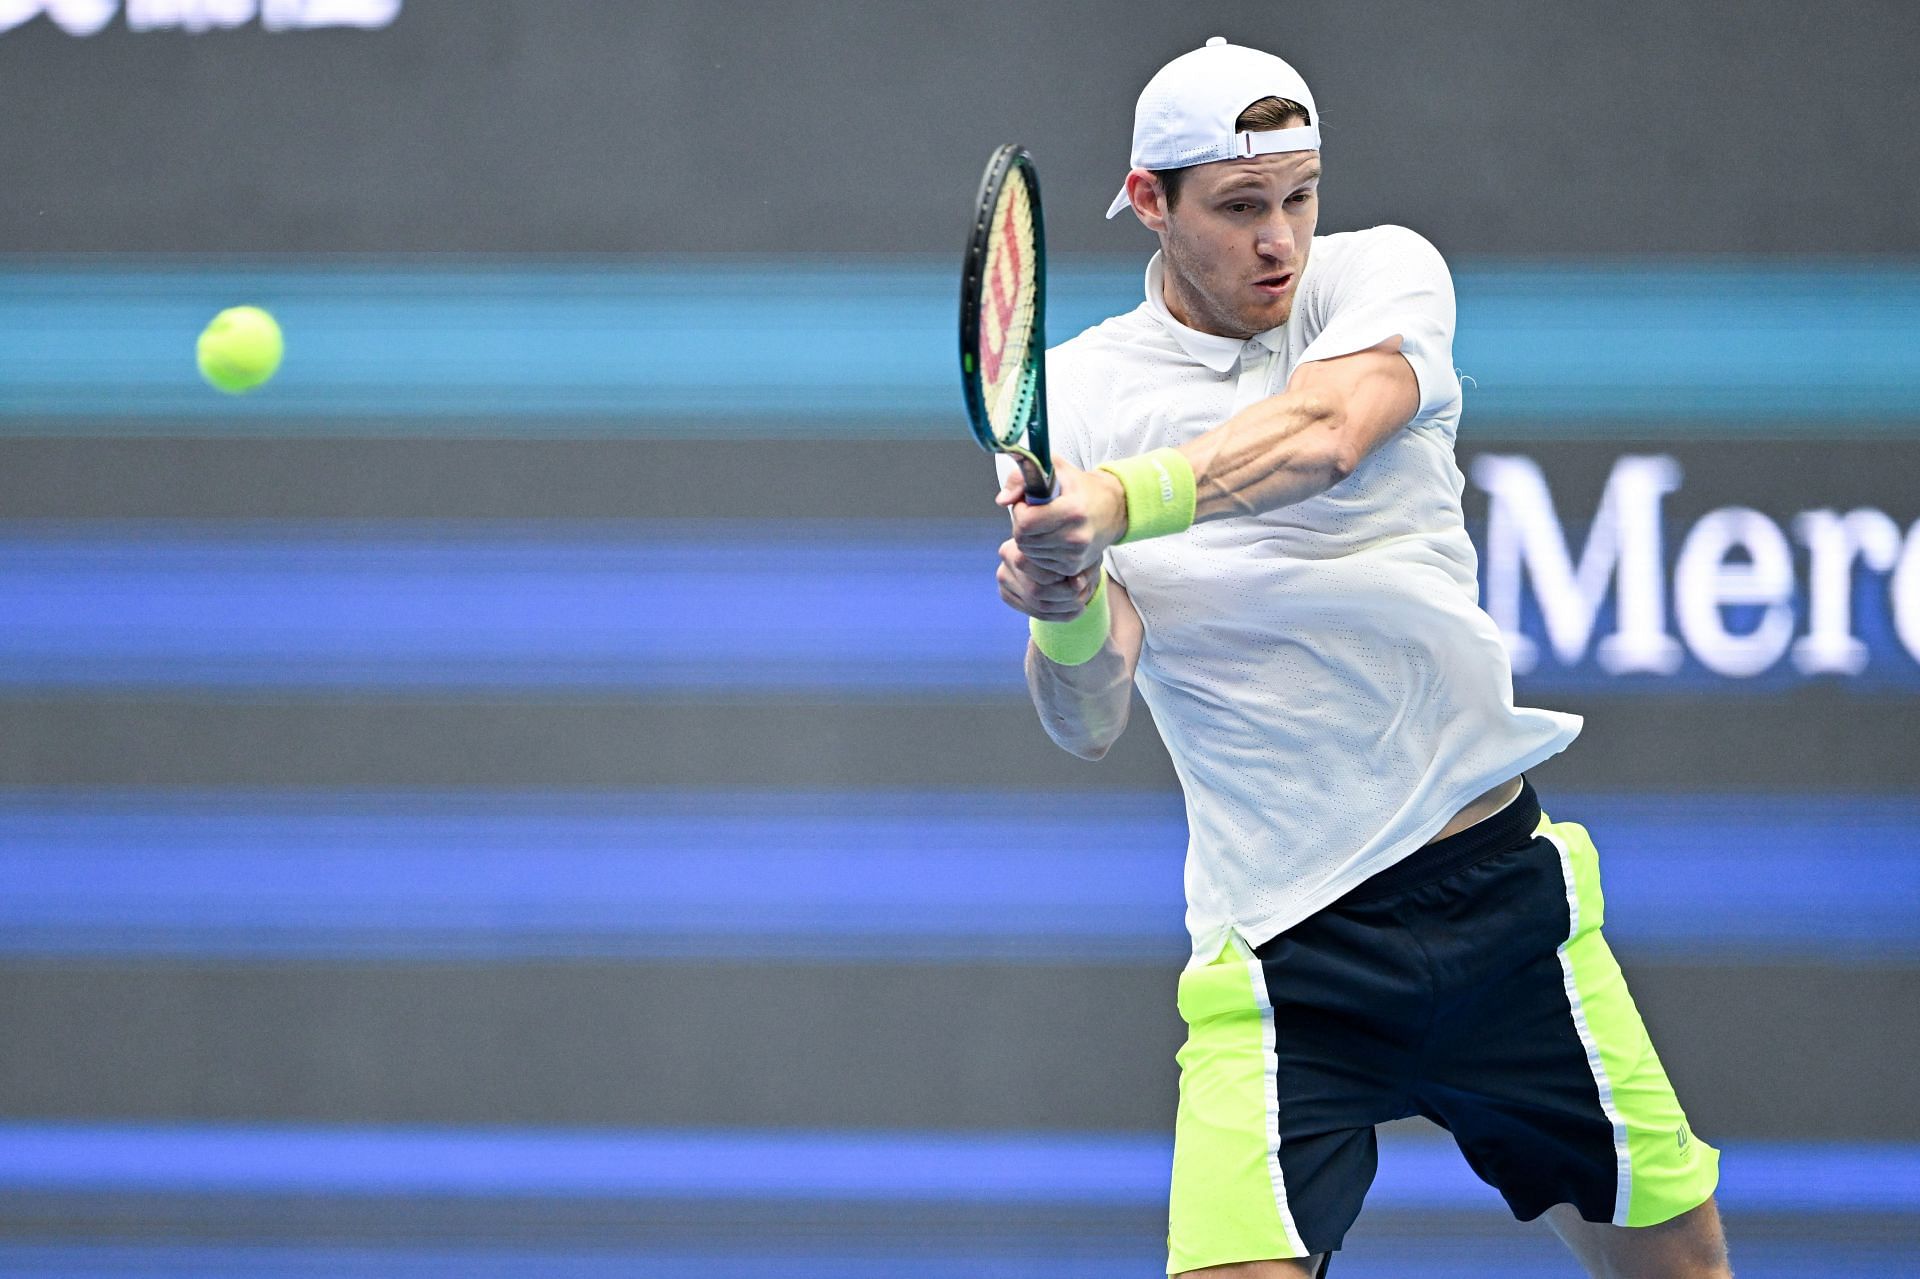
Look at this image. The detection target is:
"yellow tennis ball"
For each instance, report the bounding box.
[197,305,284,394]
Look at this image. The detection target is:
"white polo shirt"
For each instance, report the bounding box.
[1045,225,1581,967]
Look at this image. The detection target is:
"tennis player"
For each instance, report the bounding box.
[993,38,1731,1279]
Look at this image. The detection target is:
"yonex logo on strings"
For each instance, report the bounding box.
[1473,454,1920,679]
[0,0,401,36]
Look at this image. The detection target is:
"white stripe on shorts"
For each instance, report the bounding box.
[1243,947,1310,1257]
[1544,827,1633,1225]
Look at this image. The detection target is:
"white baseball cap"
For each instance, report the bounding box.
[1105,36,1321,219]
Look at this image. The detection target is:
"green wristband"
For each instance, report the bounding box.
[1099,447,1196,543]
[1029,571,1110,666]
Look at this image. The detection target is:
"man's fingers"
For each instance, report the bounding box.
[995,460,1106,619]
[1009,498,1072,538]
[997,575,1085,621]
[1001,590,1084,622]
[1013,522,1093,554]
[994,465,1026,508]
[997,546,1090,620]
[1011,505,1095,558]
[1018,545,1093,577]
[999,539,1074,583]
[998,568,1086,608]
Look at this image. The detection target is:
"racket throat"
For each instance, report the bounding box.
[1007,446,1057,503]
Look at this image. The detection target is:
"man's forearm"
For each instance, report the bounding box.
[1009,350,1417,576]
[1025,638,1133,760]
[1176,391,1353,524]
[1169,345,1420,527]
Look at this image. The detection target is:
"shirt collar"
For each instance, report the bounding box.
[1142,251,1288,373]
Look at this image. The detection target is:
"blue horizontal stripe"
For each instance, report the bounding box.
[0,1247,1170,1279]
[3,521,1917,695]
[4,259,1919,432]
[0,790,1913,962]
[1453,265,1920,426]
[0,1124,1165,1204]
[0,1123,1912,1216]
[0,1242,1910,1279]
[0,262,1086,427]
[0,521,1024,693]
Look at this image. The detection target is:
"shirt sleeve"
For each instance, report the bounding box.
[1295,225,1460,425]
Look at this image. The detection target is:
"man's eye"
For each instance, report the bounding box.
[1287,191,1314,204]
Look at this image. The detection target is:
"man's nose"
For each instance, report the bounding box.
[1256,218,1294,260]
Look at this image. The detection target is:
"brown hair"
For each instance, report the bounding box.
[1151,96,1311,211]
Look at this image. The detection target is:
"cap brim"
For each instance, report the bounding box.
[1104,184,1131,219]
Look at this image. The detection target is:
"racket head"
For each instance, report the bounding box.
[959,144,1053,499]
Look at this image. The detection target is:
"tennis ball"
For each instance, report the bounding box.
[197,305,284,394]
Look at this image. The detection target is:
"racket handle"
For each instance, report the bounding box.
[1016,454,1057,504]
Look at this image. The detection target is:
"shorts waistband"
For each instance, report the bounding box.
[1340,777,1542,904]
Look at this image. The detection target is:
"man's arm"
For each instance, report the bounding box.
[995,467,1145,760]
[1007,340,1421,576]
[1021,572,1144,761]
[1181,338,1419,522]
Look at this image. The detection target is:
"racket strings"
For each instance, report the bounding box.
[977,173,1039,444]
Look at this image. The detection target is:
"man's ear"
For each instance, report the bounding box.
[1126,169,1170,232]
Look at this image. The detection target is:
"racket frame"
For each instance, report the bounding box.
[959,143,1054,502]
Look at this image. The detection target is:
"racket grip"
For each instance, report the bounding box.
[1029,571,1110,666]
[1018,454,1057,505]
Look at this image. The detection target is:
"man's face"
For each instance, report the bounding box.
[1133,151,1321,339]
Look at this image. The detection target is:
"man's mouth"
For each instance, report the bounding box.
[1252,272,1293,296]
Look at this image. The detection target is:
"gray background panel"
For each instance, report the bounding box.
[1,7,1914,1250]
[1,959,1907,1139]
[3,693,1916,790]
[2,435,1917,520]
[4,0,1917,254]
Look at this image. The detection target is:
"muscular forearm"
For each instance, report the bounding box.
[1012,350,1417,574]
[1025,638,1133,760]
[1163,344,1419,527]
[1175,391,1354,524]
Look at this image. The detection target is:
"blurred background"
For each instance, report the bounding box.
[2,1,1916,1276]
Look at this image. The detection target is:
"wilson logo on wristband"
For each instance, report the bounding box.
[1102,448,1197,544]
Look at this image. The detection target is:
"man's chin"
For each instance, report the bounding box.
[1241,300,1292,333]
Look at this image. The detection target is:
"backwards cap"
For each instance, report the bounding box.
[1106,36,1320,219]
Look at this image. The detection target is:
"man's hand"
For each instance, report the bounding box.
[997,536,1098,621]
[994,458,1128,578]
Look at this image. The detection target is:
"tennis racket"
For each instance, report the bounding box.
[960,144,1053,503]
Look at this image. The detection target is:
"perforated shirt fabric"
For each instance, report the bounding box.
[1044,225,1582,969]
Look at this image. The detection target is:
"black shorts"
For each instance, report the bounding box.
[1164,779,1720,1273]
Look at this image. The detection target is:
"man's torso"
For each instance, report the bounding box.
[1046,226,1581,964]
